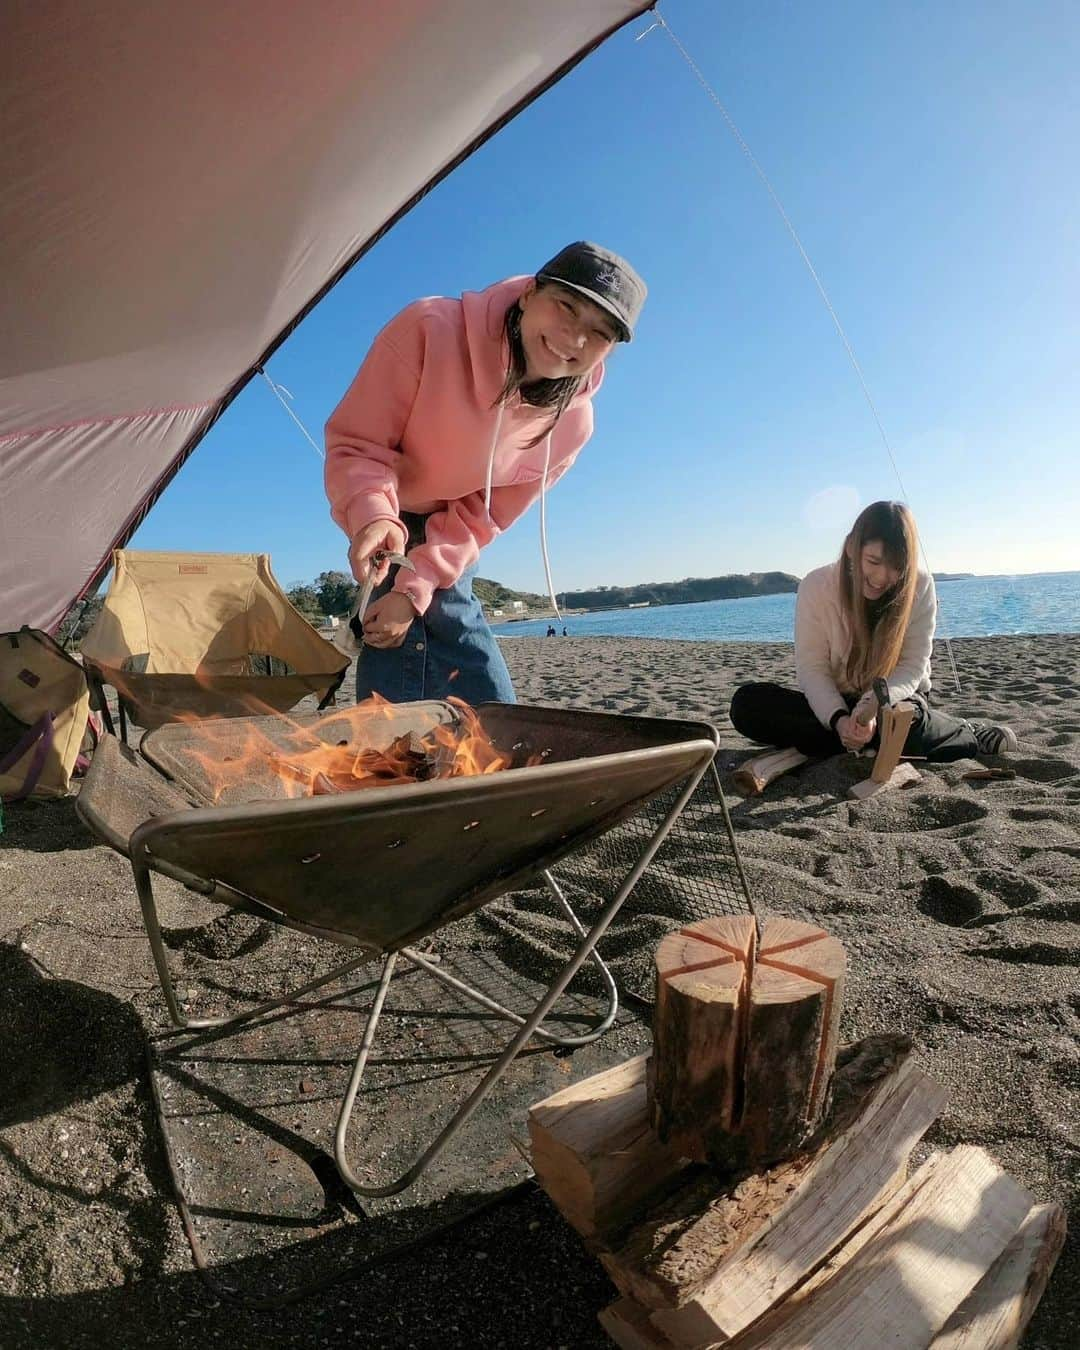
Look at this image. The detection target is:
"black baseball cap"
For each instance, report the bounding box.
[536,241,646,342]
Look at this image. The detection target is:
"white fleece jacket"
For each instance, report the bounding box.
[794,561,936,728]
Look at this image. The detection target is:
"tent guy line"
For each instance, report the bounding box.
[638,9,962,690]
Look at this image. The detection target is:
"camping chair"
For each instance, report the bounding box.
[81,551,348,740]
[76,699,724,1197]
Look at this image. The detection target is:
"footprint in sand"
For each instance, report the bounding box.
[917,869,1048,927]
[973,935,1080,966]
[1007,757,1079,783]
[917,875,984,926]
[849,794,988,834]
[1009,804,1080,824]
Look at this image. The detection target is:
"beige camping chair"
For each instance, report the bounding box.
[81,551,348,739]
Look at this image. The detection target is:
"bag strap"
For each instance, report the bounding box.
[0,713,55,802]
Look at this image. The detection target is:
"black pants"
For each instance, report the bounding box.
[729,683,979,763]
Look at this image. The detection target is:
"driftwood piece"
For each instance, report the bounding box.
[732,747,809,796]
[650,918,846,1171]
[527,1055,687,1241]
[728,1146,1035,1349]
[650,1056,948,1346]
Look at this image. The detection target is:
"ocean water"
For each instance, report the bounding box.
[491,571,1080,642]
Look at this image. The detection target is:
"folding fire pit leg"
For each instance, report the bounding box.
[129,845,375,1033]
[332,760,712,1199]
[397,871,620,1051]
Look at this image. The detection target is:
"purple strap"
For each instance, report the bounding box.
[0,713,55,802]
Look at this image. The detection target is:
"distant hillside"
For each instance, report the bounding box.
[933,572,975,582]
[473,577,548,611]
[557,572,799,611]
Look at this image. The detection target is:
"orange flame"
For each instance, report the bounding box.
[174,694,537,804]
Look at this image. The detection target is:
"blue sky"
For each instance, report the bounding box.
[130,0,1080,593]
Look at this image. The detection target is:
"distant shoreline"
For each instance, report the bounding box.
[490,570,1080,642]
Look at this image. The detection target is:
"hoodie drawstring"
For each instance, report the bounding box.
[484,405,562,624]
[538,431,562,623]
[482,402,504,516]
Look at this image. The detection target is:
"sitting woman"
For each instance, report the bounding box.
[730,501,1017,763]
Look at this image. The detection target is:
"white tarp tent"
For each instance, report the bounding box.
[0,1,649,634]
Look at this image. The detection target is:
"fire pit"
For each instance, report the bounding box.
[77,698,719,1196]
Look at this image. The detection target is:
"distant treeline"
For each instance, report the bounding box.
[557,572,800,610]
[280,573,548,621]
[58,564,972,645]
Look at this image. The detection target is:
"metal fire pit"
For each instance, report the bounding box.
[77,700,719,1204]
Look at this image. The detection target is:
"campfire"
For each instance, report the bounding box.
[77,698,720,986]
[175,696,545,805]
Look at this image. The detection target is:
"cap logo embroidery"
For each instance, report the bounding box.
[594,268,618,286]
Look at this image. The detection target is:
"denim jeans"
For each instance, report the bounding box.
[355,514,516,706]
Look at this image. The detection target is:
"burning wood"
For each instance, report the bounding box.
[183,695,541,804]
[267,730,458,794]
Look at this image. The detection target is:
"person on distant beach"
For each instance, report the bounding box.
[729,501,1018,762]
[324,242,646,704]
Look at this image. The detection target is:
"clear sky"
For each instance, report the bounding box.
[130,0,1080,594]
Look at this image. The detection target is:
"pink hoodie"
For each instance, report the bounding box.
[324,277,602,615]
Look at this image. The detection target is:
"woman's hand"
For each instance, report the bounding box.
[836,713,875,751]
[348,520,407,583]
[361,591,417,649]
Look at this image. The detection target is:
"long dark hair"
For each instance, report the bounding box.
[495,279,585,445]
[838,500,920,691]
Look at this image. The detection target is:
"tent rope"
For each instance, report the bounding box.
[258,366,324,460]
[640,10,961,692]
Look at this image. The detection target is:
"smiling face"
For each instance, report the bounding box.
[517,280,618,382]
[856,538,903,601]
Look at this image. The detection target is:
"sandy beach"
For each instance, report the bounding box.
[1,633,1077,1347]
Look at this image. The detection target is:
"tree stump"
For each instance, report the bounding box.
[649,916,846,1170]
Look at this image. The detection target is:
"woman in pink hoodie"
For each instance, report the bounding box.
[324,241,646,704]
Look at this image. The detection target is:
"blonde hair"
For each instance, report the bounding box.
[838,501,919,692]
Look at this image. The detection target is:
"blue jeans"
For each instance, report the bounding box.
[355,516,516,706]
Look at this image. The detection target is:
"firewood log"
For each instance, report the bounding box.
[527,1055,687,1241]
[732,747,809,796]
[720,1146,1036,1349]
[649,918,845,1170]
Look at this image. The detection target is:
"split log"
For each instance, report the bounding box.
[646,1056,948,1345]
[650,918,845,1170]
[848,759,921,800]
[599,1189,1062,1350]
[931,1201,1066,1349]
[527,1055,688,1241]
[848,701,920,799]
[603,1035,915,1314]
[648,917,755,1160]
[732,747,809,796]
[726,1146,1036,1349]
[599,1298,670,1350]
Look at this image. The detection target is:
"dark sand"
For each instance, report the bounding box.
[1,633,1077,1347]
